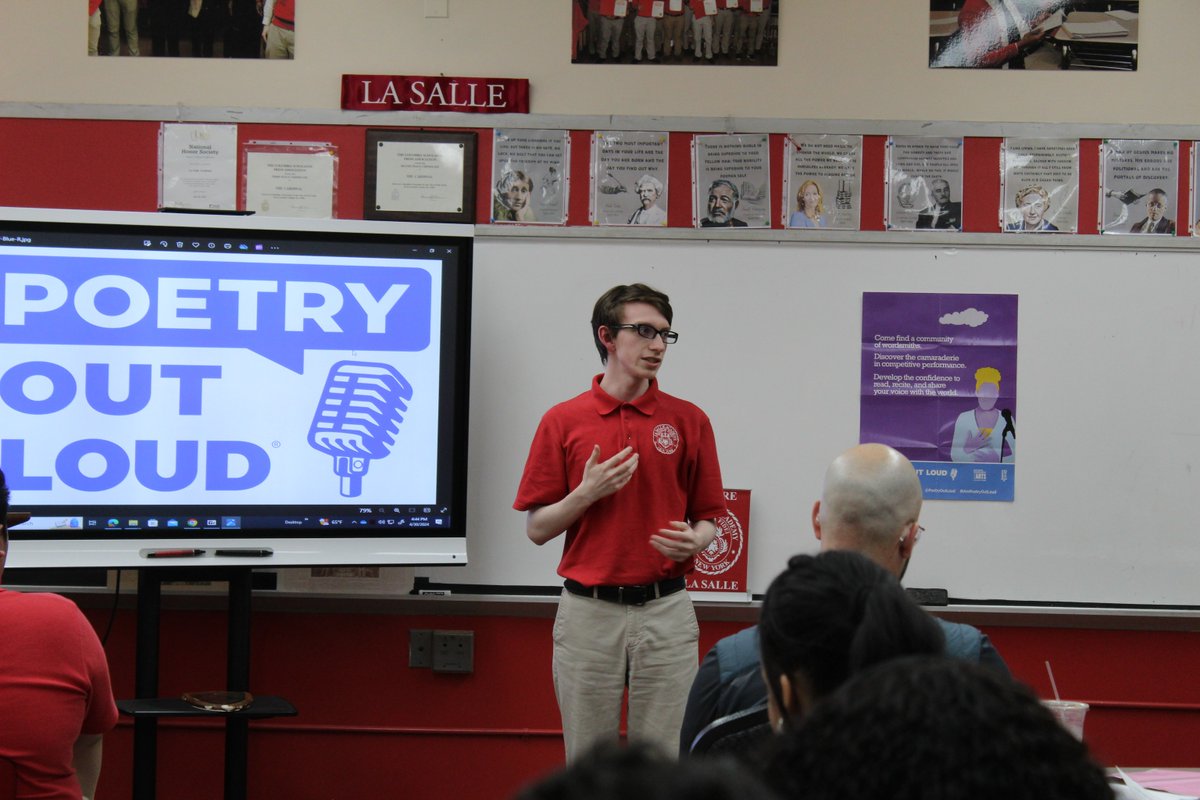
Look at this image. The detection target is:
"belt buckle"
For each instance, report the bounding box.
[621,585,649,606]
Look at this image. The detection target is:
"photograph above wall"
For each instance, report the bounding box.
[571,0,778,66]
[88,0,295,59]
[929,0,1138,71]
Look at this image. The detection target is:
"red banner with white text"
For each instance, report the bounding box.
[687,488,751,597]
[341,75,529,114]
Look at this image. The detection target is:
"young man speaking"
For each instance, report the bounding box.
[515,283,726,760]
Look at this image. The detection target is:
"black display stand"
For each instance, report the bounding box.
[117,568,296,800]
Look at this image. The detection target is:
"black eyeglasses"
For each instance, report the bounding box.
[610,323,679,344]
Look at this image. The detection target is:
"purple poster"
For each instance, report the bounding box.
[861,292,1018,501]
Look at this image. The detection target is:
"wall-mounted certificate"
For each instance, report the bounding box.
[159,123,238,211]
[242,141,338,219]
[364,130,476,223]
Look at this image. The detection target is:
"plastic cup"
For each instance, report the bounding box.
[1042,700,1088,740]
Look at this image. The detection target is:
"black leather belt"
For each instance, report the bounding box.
[563,576,686,606]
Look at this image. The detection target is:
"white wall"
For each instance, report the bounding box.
[2,1,1197,124]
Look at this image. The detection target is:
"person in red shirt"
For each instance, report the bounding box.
[262,0,295,59]
[661,0,688,60]
[735,0,771,60]
[88,0,103,56]
[0,470,119,800]
[515,283,726,761]
[597,0,629,60]
[632,0,662,62]
[688,0,714,60]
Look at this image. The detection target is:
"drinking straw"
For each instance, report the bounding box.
[1045,660,1061,701]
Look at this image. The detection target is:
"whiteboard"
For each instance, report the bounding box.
[425,235,1200,606]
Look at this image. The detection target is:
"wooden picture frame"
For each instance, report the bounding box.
[363,129,476,223]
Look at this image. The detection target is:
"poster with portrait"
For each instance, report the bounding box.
[885,137,963,232]
[591,131,670,226]
[491,129,571,225]
[861,292,1018,502]
[692,133,771,229]
[1099,139,1179,235]
[783,134,862,231]
[999,138,1078,234]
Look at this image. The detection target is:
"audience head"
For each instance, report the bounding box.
[514,741,778,800]
[813,443,924,576]
[765,656,1114,800]
[757,550,944,731]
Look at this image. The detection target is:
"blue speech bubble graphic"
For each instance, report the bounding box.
[0,254,433,373]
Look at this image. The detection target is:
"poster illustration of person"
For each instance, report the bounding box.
[783,134,862,230]
[491,129,571,225]
[860,292,1018,502]
[692,133,771,228]
[1099,139,1179,236]
[591,131,669,226]
[1000,138,1078,233]
[885,137,963,231]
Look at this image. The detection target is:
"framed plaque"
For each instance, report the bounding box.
[364,129,476,222]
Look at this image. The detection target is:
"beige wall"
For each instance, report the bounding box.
[2,0,1194,124]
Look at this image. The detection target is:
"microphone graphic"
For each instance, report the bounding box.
[1000,409,1015,438]
[308,361,413,497]
[1000,409,1015,464]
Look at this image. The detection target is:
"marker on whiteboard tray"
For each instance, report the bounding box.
[144,548,206,558]
[214,548,274,557]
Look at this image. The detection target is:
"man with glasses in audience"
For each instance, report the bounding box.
[516,283,726,761]
[679,443,1010,753]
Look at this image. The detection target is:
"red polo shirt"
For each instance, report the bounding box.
[515,376,726,586]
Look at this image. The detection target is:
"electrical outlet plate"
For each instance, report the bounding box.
[409,629,432,668]
[432,630,473,674]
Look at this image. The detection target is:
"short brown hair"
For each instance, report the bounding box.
[590,284,672,364]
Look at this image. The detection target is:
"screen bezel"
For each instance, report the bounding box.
[0,207,471,568]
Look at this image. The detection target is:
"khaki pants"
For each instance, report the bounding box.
[552,588,698,761]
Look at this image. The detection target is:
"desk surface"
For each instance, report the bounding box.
[1052,11,1138,46]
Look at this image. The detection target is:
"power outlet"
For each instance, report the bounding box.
[409,629,432,668]
[432,630,473,674]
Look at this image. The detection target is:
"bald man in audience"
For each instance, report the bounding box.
[678,443,1010,753]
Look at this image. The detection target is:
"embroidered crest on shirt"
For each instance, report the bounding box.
[652,423,680,454]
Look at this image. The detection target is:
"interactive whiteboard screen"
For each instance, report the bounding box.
[0,208,471,568]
